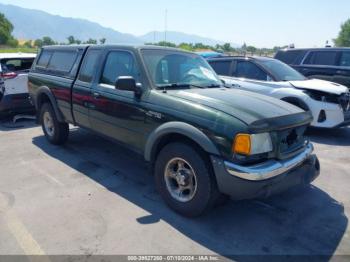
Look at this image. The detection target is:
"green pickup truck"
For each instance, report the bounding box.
[28,45,320,217]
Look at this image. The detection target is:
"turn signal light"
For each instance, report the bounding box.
[233,134,251,155]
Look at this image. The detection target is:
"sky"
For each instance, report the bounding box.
[1,0,349,48]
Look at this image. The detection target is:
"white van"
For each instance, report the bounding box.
[0,53,36,116]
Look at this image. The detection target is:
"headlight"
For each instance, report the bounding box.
[303,90,323,101]
[303,90,338,103]
[232,133,273,155]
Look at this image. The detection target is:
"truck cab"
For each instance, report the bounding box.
[29,45,320,217]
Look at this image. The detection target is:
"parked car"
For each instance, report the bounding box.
[0,53,36,116]
[29,45,320,217]
[207,56,350,128]
[195,51,225,59]
[0,75,4,100]
[274,48,350,89]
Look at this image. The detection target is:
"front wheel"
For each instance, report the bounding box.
[154,142,221,217]
[40,103,69,145]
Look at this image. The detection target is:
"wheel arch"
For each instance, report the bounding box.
[36,86,64,123]
[281,96,310,111]
[144,122,220,163]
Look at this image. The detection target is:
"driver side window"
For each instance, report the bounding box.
[234,61,268,81]
[100,51,139,85]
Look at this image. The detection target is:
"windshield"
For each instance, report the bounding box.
[141,49,222,89]
[259,59,306,81]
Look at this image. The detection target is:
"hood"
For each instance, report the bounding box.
[289,79,348,95]
[167,88,306,125]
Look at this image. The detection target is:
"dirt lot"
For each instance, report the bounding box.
[0,119,349,259]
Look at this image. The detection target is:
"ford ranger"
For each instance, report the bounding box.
[28,45,320,217]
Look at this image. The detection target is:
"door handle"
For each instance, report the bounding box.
[92,92,100,99]
[83,101,96,109]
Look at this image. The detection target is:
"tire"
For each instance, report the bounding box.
[40,103,69,145]
[154,142,222,217]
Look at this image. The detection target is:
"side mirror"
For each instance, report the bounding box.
[115,76,142,97]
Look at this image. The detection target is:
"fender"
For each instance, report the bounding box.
[36,86,65,122]
[144,121,220,162]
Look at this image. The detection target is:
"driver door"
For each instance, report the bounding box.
[88,50,147,152]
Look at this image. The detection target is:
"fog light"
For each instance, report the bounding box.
[318,110,326,123]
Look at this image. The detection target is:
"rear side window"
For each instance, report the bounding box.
[234,61,268,81]
[101,51,139,85]
[303,51,337,66]
[0,58,34,72]
[339,52,350,67]
[37,51,53,68]
[209,61,232,76]
[47,51,78,72]
[78,50,101,83]
[275,50,306,65]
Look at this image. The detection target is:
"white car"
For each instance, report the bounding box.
[0,53,36,116]
[208,56,350,128]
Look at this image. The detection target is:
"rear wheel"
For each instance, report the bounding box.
[154,142,222,217]
[40,103,69,145]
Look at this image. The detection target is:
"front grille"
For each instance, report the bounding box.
[277,125,308,158]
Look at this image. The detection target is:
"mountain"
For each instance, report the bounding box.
[0,3,142,44]
[140,31,229,46]
[0,3,235,47]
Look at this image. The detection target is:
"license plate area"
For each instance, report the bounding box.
[276,125,308,159]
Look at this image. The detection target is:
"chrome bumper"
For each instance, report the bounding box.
[224,144,314,181]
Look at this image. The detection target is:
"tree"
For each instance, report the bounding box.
[193,43,212,50]
[67,35,76,44]
[156,41,176,48]
[85,38,97,44]
[99,38,106,44]
[178,42,193,51]
[6,38,18,47]
[222,43,234,52]
[0,12,17,46]
[67,36,82,45]
[33,37,56,47]
[34,39,44,48]
[246,45,257,54]
[42,36,56,46]
[334,19,350,47]
[23,40,33,48]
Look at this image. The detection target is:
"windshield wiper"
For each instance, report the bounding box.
[156,83,206,90]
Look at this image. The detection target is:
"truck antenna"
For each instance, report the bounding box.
[164,9,168,42]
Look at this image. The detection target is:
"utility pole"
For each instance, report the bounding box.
[164,9,168,42]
